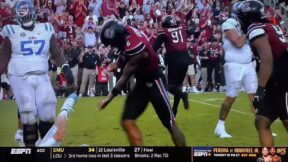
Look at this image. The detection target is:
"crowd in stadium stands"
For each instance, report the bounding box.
[0,0,287,99]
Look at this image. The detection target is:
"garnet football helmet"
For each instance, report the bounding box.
[14,0,37,27]
[100,20,127,50]
[162,15,179,28]
[237,0,266,33]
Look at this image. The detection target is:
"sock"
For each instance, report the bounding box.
[217,119,225,128]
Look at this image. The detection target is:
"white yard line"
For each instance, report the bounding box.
[189,99,251,115]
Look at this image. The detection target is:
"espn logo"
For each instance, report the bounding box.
[10,148,31,155]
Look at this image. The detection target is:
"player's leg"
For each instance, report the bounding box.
[243,62,258,114]
[9,75,39,147]
[255,80,277,146]
[255,115,274,146]
[38,93,78,146]
[36,74,57,140]
[215,63,242,138]
[121,83,149,146]
[168,61,189,113]
[151,75,186,146]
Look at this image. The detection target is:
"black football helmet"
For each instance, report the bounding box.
[100,20,127,50]
[162,15,179,28]
[237,0,266,33]
[14,0,37,27]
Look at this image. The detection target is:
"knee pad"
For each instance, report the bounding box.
[39,121,54,139]
[20,111,37,125]
[23,123,38,147]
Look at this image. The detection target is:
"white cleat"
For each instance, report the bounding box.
[214,127,232,138]
[218,132,232,138]
[14,129,23,142]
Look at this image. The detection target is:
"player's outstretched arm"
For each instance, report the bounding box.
[98,52,144,110]
[50,34,74,86]
[0,37,11,74]
[50,34,66,66]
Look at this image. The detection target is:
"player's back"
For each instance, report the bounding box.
[124,26,159,80]
[2,23,54,76]
[158,24,188,54]
[247,23,288,61]
[222,18,253,64]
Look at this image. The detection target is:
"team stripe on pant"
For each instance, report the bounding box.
[155,78,175,127]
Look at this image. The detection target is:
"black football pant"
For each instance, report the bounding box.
[122,73,175,130]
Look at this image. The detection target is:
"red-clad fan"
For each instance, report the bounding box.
[64,15,77,43]
[98,20,186,146]
[153,15,197,116]
[237,0,288,147]
[207,37,222,92]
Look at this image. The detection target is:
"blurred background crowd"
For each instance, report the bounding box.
[0,0,288,99]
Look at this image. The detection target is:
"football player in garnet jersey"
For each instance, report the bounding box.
[0,0,74,147]
[153,16,197,116]
[237,0,288,146]
[98,20,186,146]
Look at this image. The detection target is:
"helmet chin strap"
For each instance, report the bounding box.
[22,21,34,27]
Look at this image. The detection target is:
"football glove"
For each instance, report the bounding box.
[253,86,265,110]
[62,64,74,86]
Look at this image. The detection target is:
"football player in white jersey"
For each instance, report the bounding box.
[0,0,74,147]
[214,1,258,138]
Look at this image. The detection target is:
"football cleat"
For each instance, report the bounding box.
[14,129,23,142]
[214,126,232,138]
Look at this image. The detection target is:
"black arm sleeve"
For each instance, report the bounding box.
[152,34,166,53]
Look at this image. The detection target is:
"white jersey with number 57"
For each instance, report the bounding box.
[2,23,54,76]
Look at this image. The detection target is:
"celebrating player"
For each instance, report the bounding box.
[214,1,258,138]
[153,16,196,116]
[98,20,186,146]
[237,0,288,146]
[0,0,74,147]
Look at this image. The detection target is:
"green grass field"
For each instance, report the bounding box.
[0,93,287,147]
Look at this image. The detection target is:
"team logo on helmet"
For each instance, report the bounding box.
[104,28,115,39]
[240,2,250,12]
[16,4,29,17]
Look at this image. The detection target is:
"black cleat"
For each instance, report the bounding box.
[182,92,189,110]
